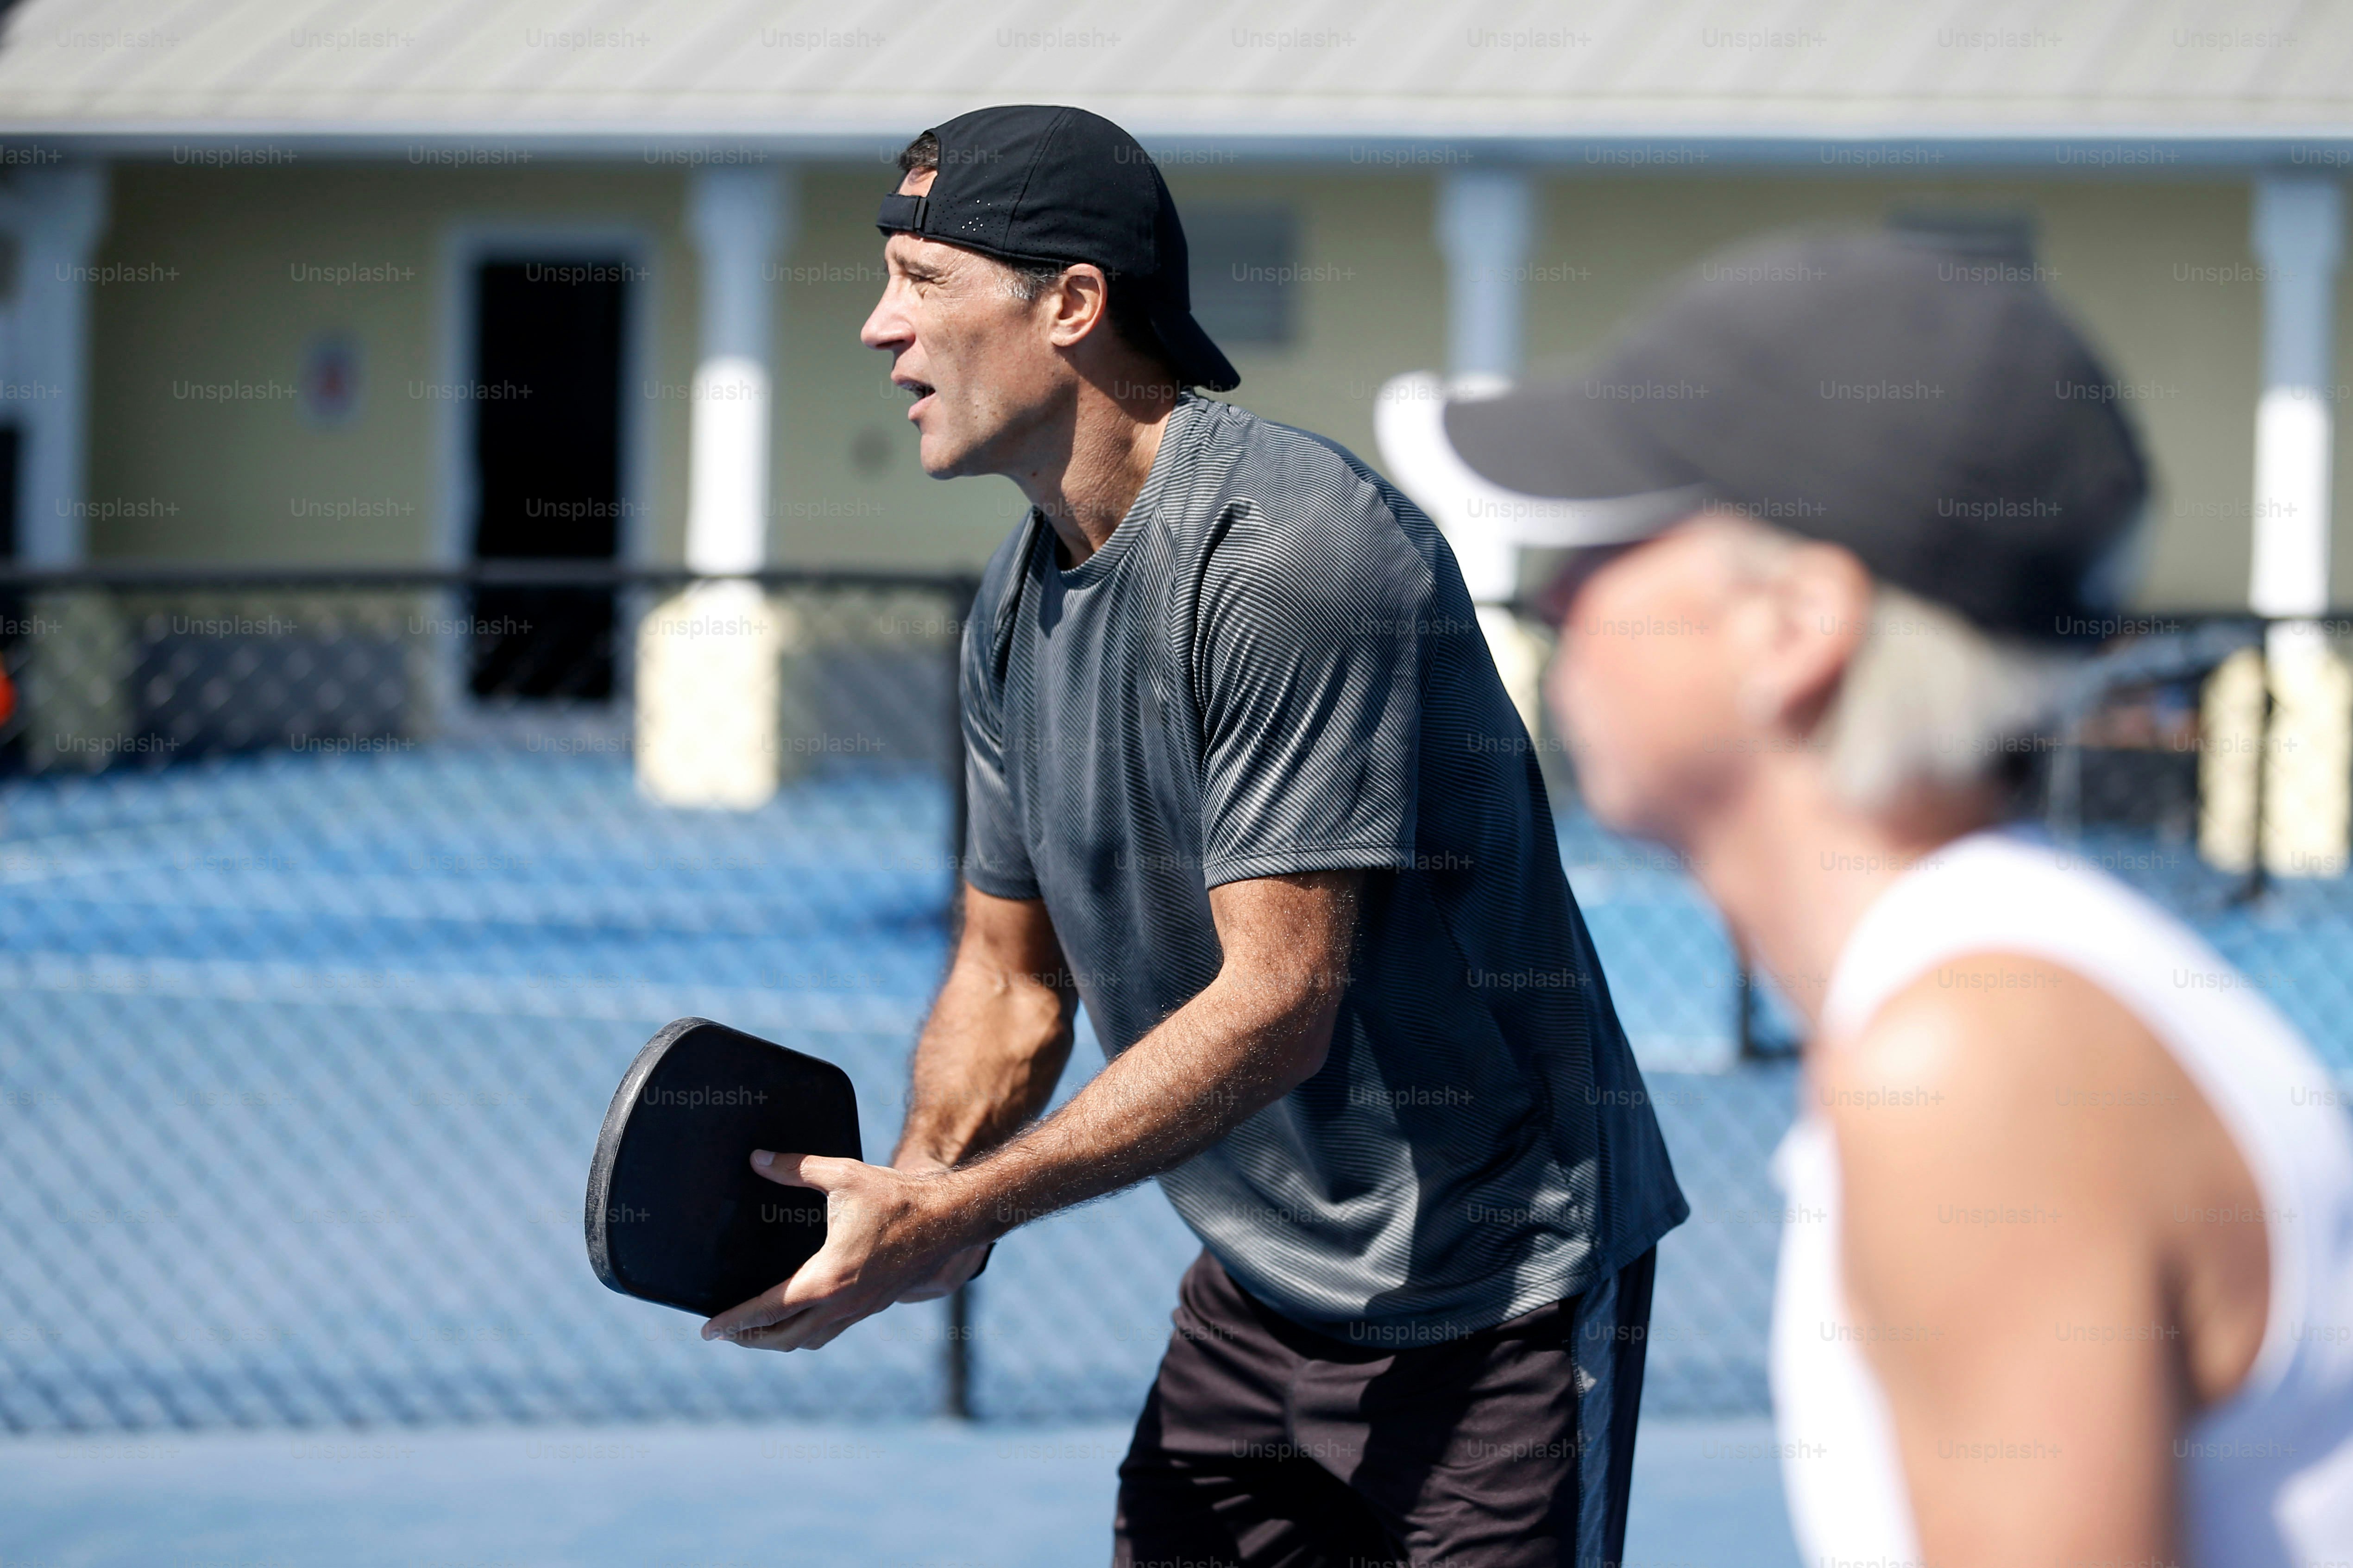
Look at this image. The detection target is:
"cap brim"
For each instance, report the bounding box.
[1148,302,1240,393]
[1373,371,1707,550]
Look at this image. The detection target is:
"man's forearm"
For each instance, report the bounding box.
[694,875,1356,1351]
[892,946,1074,1170]
[937,961,1338,1240]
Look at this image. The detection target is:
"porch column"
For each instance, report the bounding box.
[1434,166,1544,734]
[11,163,107,564]
[5,164,127,771]
[638,164,797,809]
[2205,176,2350,878]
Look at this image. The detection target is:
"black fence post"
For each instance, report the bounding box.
[942,574,980,1421]
[946,1283,975,1421]
[946,576,976,900]
[1734,962,1759,1060]
[2047,712,2082,847]
[2238,626,2274,906]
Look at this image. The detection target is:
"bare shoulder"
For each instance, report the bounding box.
[1815,954,2145,1253]
[1822,948,2267,1408]
[1820,952,2160,1144]
[1820,950,2235,1215]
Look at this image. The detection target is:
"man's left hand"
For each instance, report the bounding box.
[699,1152,978,1353]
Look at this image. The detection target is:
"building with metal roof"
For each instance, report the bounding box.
[0,3,2345,800]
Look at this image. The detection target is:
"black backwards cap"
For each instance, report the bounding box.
[877,104,1239,393]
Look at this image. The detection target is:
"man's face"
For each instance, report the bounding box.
[1543,522,1752,844]
[858,168,1068,479]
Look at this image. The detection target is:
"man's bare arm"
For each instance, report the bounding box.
[701,867,1360,1349]
[892,882,1078,1172]
[945,866,1359,1228]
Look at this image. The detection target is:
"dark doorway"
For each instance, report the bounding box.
[468,258,628,700]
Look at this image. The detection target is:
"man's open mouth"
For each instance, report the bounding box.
[895,377,936,417]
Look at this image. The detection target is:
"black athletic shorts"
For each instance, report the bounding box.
[1113,1245,1660,1568]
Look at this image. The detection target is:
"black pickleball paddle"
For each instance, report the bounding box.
[587,1016,991,1319]
[585,1017,866,1318]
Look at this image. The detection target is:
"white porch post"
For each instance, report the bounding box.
[2206,177,2351,878]
[684,165,787,578]
[1437,167,1534,391]
[2249,177,2342,627]
[1434,166,1544,732]
[4,163,126,771]
[637,164,797,809]
[10,163,108,564]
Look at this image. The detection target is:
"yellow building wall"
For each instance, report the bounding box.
[80,158,2347,613]
[1516,172,2277,613]
[86,160,701,566]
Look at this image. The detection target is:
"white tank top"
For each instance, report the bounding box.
[1771,830,2353,1568]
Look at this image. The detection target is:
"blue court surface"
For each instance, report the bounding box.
[4,744,2344,1563]
[0,747,1796,1435]
[0,1414,1799,1567]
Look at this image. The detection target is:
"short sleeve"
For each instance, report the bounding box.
[959,551,1041,902]
[1194,490,1431,889]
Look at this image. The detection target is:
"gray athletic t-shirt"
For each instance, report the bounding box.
[961,394,1686,1340]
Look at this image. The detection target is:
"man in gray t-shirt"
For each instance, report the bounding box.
[701,106,1687,1568]
[959,389,1686,1337]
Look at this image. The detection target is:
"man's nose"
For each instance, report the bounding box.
[859,287,909,351]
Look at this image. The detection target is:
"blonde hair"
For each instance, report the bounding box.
[1717,516,2072,811]
[1820,583,2070,810]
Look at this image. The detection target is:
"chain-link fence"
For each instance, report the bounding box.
[2039,614,2353,1071]
[2,573,2347,1432]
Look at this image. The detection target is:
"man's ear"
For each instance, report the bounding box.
[1761,541,1874,731]
[1042,264,1113,350]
